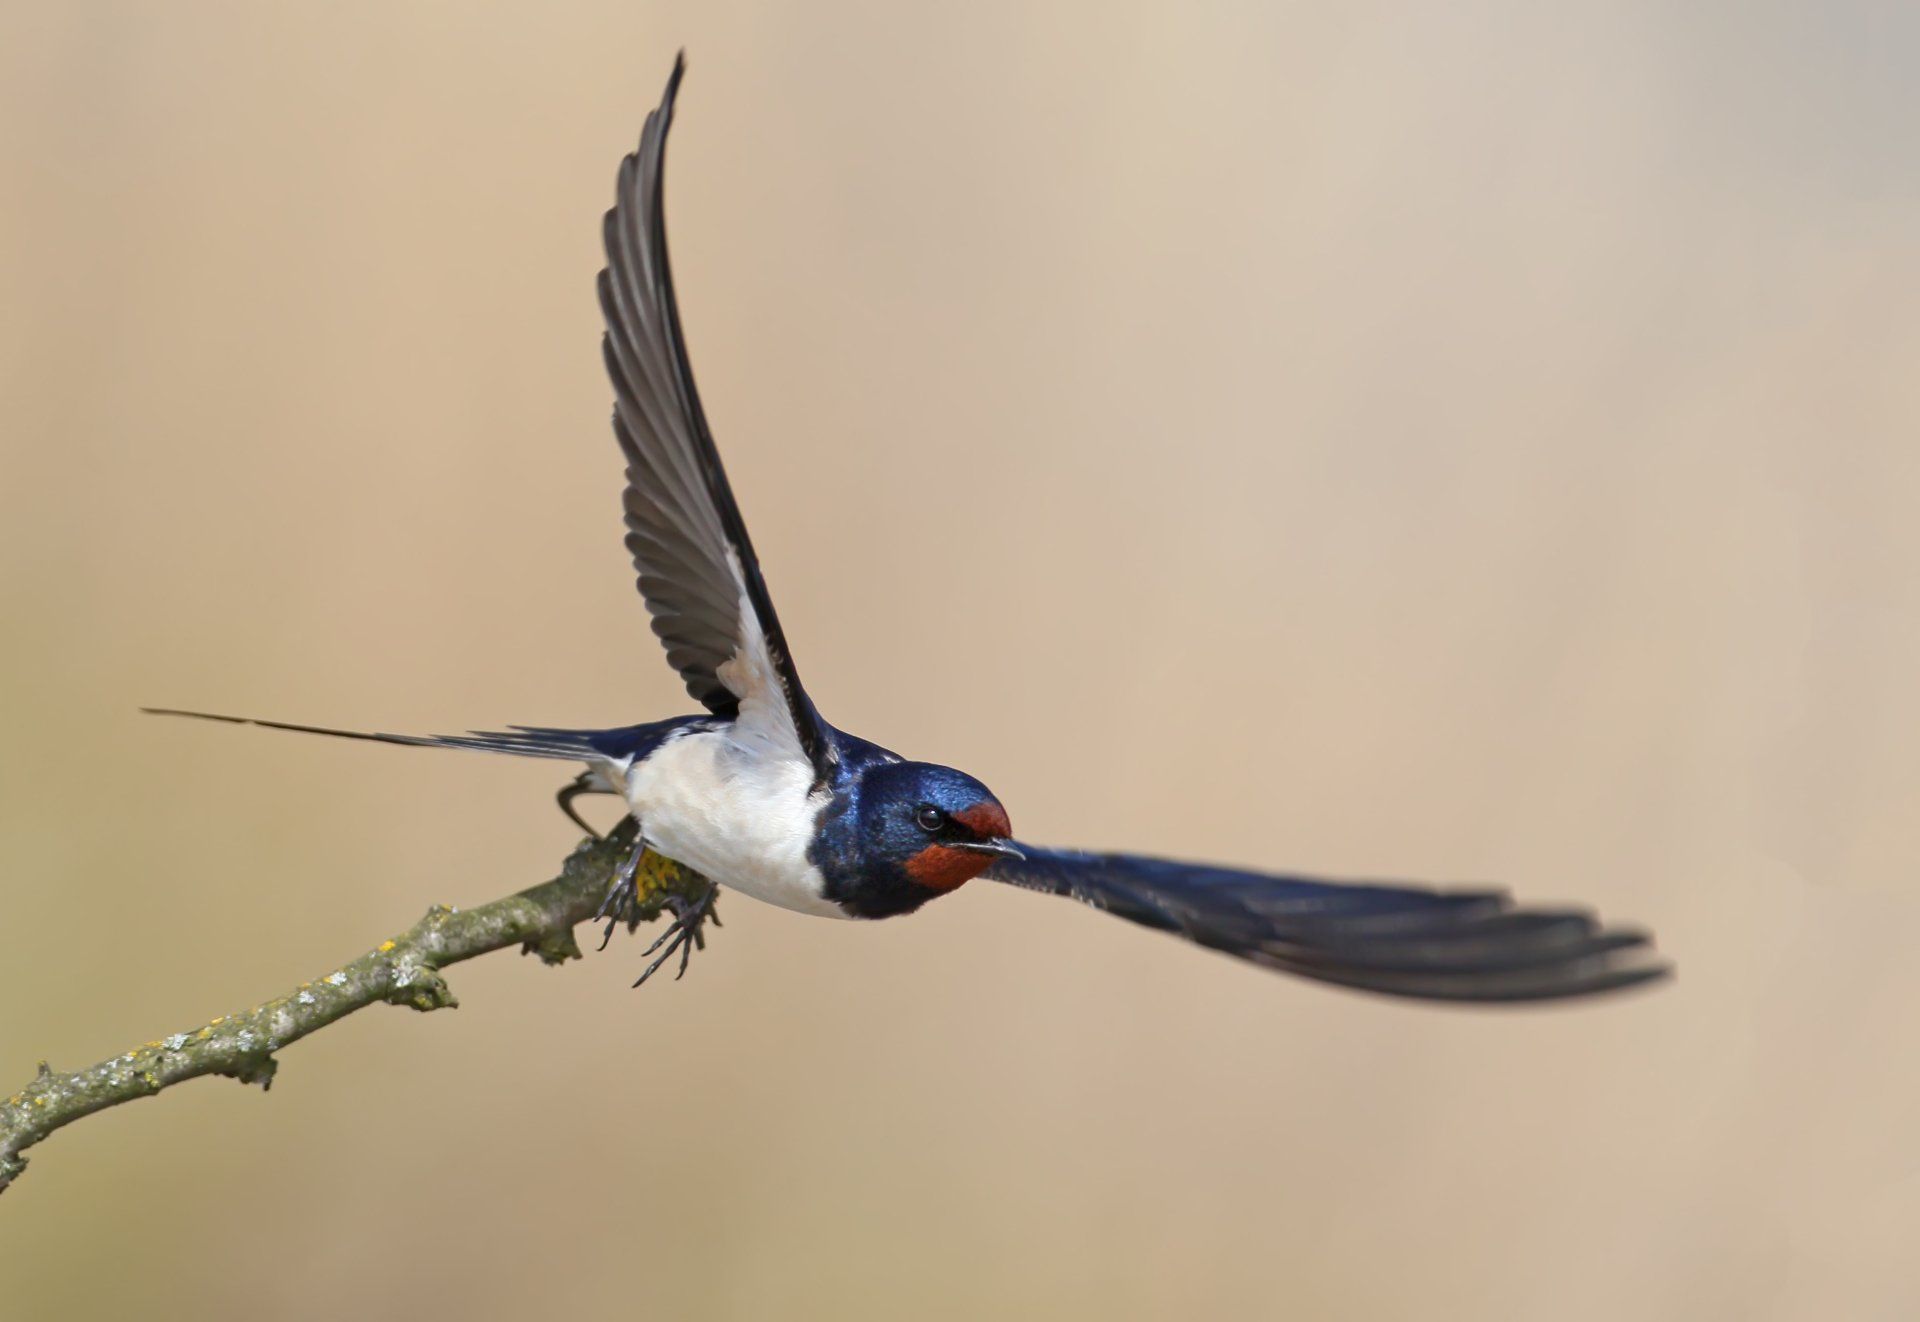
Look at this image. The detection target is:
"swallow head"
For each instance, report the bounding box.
[822,760,1018,917]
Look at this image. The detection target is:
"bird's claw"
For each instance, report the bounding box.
[593,834,648,952]
[557,771,606,840]
[591,834,720,981]
[631,885,720,988]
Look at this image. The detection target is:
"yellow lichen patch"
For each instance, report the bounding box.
[635,849,689,897]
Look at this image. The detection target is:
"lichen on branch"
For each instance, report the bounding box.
[0,820,708,1195]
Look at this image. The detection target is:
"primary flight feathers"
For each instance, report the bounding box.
[599,53,835,783]
[989,848,1660,1001]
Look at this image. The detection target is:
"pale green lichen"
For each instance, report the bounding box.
[0,821,715,1196]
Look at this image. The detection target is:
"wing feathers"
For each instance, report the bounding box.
[600,54,836,780]
[988,846,1667,1003]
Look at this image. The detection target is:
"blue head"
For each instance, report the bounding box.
[811,758,1018,919]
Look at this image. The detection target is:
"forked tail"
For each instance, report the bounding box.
[139,707,687,764]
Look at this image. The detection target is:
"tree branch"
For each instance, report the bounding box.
[0,819,705,1196]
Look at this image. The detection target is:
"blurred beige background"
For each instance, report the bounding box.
[2,2,1916,1318]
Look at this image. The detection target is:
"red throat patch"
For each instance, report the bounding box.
[905,799,1012,893]
[904,844,993,892]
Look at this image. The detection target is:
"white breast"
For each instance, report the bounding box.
[624,729,849,920]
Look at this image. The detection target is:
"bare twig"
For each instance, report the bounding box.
[0,820,708,1196]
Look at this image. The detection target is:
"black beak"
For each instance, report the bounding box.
[952,838,1024,861]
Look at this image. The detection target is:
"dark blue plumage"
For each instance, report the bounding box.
[985,849,1658,1001]
[138,709,716,767]
[809,734,1013,918]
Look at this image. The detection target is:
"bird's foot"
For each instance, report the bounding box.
[557,770,608,840]
[593,833,649,951]
[591,833,722,983]
[631,883,721,988]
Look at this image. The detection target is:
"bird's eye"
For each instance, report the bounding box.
[914,805,946,833]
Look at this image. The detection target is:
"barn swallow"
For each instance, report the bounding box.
[149,55,1667,1002]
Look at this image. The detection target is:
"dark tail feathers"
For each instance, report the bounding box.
[140,707,624,762]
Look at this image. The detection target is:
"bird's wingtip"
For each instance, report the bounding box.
[664,49,688,108]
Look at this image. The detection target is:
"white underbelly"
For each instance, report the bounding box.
[624,730,848,920]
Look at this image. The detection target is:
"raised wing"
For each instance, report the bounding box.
[600,54,835,780]
[987,847,1667,1002]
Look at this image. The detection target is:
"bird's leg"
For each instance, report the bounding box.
[588,828,723,981]
[632,883,721,988]
[556,771,607,840]
[594,828,649,952]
